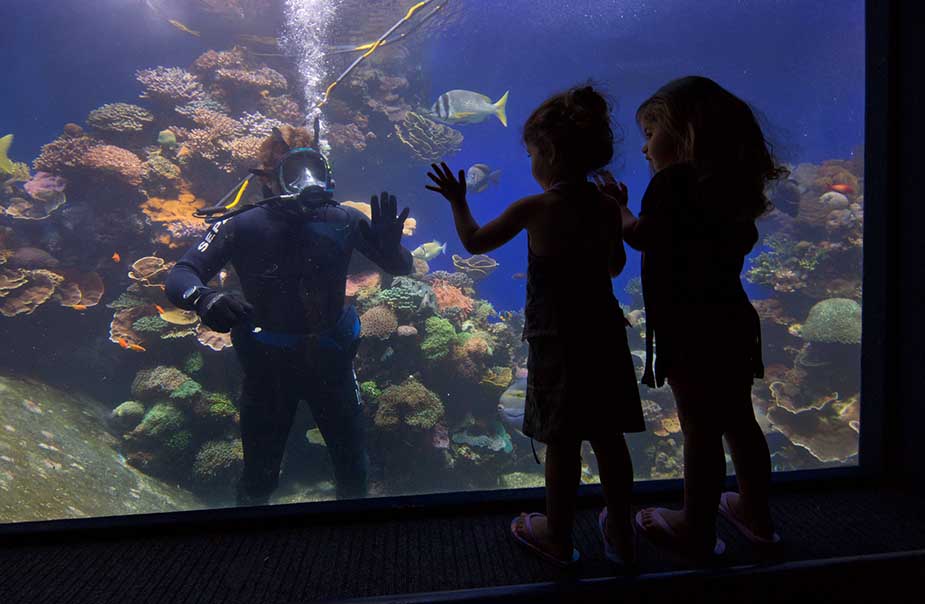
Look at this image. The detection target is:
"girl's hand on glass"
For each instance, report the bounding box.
[425,162,467,205]
[593,170,628,207]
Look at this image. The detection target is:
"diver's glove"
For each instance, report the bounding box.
[195,290,254,333]
[358,191,410,253]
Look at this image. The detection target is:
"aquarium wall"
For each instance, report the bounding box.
[0,0,864,524]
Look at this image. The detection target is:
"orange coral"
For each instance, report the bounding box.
[141,183,208,247]
[345,271,382,299]
[431,279,474,317]
[340,200,416,236]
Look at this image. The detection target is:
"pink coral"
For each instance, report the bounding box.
[32,136,99,174]
[431,279,474,318]
[259,95,303,123]
[24,172,66,198]
[191,48,247,75]
[84,146,144,186]
[215,67,287,92]
[327,122,370,153]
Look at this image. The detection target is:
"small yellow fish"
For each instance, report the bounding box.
[168,19,200,37]
[259,90,271,98]
[155,304,166,315]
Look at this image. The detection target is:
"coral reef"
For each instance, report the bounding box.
[373,276,437,322]
[136,67,206,104]
[87,103,154,134]
[451,254,499,281]
[359,305,399,340]
[374,377,445,431]
[801,298,862,344]
[393,112,463,162]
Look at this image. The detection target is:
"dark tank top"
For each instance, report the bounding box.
[522,181,623,341]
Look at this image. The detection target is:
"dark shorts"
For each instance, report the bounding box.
[523,328,645,443]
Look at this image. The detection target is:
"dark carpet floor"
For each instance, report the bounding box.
[1,485,924,603]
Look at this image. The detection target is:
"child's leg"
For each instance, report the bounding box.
[722,384,774,536]
[590,435,635,557]
[670,378,727,549]
[544,439,583,545]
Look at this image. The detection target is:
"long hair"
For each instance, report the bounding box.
[523,83,619,176]
[636,76,788,218]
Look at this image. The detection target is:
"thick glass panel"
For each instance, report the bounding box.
[0,0,863,523]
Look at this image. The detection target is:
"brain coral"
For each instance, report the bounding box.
[374,377,445,430]
[801,298,862,344]
[359,304,398,339]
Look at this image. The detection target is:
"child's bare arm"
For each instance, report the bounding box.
[451,196,534,255]
[606,195,627,277]
[426,161,533,254]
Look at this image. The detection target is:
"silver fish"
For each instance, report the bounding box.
[466,163,502,194]
[497,376,527,431]
[430,89,509,126]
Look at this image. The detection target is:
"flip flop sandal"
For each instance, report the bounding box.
[635,508,725,562]
[510,513,580,568]
[599,508,638,571]
[718,492,781,546]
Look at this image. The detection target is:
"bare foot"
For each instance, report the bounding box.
[638,506,689,538]
[605,510,637,564]
[513,513,573,561]
[724,492,774,539]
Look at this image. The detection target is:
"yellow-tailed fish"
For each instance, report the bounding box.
[411,240,447,261]
[430,90,509,127]
[0,134,14,175]
[168,19,200,37]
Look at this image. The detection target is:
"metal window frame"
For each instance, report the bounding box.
[0,1,890,541]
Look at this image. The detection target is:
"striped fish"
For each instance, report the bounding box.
[430,89,509,126]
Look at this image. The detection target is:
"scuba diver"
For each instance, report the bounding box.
[165,125,413,505]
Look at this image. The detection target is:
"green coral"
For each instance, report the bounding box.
[421,316,457,361]
[499,472,546,489]
[107,291,147,310]
[192,439,244,484]
[164,430,193,453]
[131,365,191,401]
[373,276,437,320]
[360,381,382,402]
[451,421,513,453]
[132,402,186,440]
[132,315,169,333]
[184,352,204,374]
[110,400,146,432]
[374,377,445,430]
[170,379,203,401]
[801,298,862,344]
[472,300,496,324]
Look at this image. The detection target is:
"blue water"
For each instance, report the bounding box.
[1,2,864,314]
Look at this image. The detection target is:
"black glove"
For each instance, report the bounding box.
[358,190,410,253]
[196,291,254,333]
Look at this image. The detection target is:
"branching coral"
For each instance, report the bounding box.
[32,136,100,175]
[259,94,303,123]
[373,276,437,321]
[374,377,445,430]
[136,67,206,104]
[421,316,457,361]
[83,145,144,186]
[215,66,288,93]
[394,112,463,162]
[87,103,154,133]
[327,122,371,153]
[431,279,475,318]
[191,47,248,75]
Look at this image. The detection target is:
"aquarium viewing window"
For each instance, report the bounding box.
[0,0,868,527]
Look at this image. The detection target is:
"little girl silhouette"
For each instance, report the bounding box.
[601,75,787,562]
[427,84,644,568]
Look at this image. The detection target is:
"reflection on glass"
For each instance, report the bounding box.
[0,0,863,523]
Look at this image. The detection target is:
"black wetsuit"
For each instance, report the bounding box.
[165,200,413,502]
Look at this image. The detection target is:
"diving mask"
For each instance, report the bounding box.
[276,147,335,206]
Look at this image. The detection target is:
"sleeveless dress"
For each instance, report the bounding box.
[521,182,645,443]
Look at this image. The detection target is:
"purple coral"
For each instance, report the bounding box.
[24,172,67,199]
